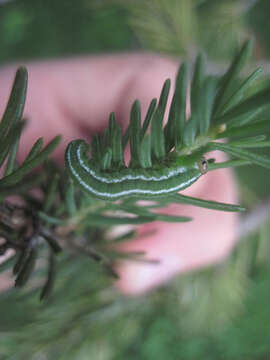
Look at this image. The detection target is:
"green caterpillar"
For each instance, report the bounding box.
[65,139,208,200]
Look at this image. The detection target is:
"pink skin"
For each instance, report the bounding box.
[0,54,238,294]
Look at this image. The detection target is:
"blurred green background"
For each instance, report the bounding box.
[1,0,270,359]
[0,0,134,61]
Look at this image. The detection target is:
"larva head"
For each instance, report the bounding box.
[198,157,208,175]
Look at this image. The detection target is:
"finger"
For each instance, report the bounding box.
[0,54,178,160]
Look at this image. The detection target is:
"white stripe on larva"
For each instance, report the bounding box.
[66,143,199,199]
[77,143,187,184]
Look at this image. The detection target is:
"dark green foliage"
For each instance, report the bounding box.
[91,133,101,167]
[14,248,38,288]
[101,148,112,170]
[168,194,245,212]
[40,250,56,301]
[141,98,157,139]
[213,41,253,117]
[183,54,205,147]
[208,142,270,169]
[220,68,263,115]
[164,62,187,149]
[151,107,166,160]
[24,137,44,161]
[1,233,270,360]
[151,78,170,160]
[0,135,61,187]
[0,67,27,138]
[0,67,27,172]
[140,135,152,168]
[215,86,270,125]
[216,118,270,139]
[64,178,77,216]
[199,77,216,135]
[129,100,141,168]
[43,173,60,212]
[0,67,62,300]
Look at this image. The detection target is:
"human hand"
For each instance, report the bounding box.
[0,54,238,294]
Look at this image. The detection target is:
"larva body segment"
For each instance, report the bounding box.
[65,139,205,200]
